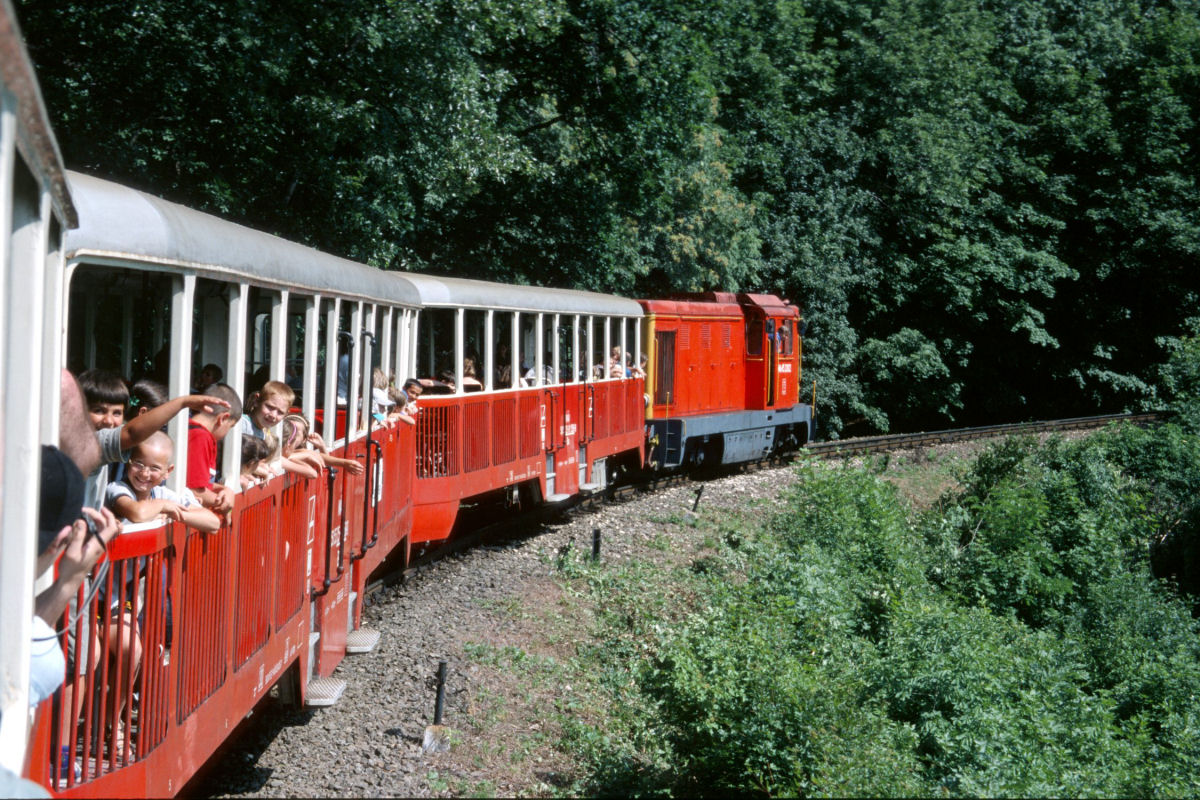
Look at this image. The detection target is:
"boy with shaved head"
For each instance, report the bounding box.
[105,431,219,532]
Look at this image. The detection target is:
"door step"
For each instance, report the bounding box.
[305,676,346,707]
[579,483,601,494]
[345,627,380,654]
[545,493,572,503]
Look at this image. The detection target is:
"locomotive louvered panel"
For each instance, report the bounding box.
[723,323,732,349]
[701,324,712,350]
[275,480,308,629]
[679,326,690,350]
[464,400,491,472]
[519,394,541,458]
[234,493,277,668]
[493,397,517,463]
[416,403,461,478]
[177,523,232,722]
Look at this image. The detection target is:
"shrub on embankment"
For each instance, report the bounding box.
[579,425,1200,797]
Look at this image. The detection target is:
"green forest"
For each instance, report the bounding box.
[17,0,1200,437]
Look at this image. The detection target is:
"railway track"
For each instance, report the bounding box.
[804,412,1162,458]
[367,411,1160,598]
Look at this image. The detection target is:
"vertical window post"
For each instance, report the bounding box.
[346,301,363,439]
[322,298,340,443]
[534,313,544,387]
[219,280,247,495]
[484,309,494,392]
[455,307,465,394]
[302,295,319,421]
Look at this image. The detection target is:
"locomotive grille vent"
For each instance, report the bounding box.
[723,324,732,348]
[679,327,690,350]
[701,324,712,350]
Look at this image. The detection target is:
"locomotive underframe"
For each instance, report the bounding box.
[646,404,814,470]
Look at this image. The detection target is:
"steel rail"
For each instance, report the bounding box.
[804,412,1162,458]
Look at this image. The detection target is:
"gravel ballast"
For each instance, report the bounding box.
[197,464,803,798]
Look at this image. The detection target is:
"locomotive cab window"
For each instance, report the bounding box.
[779,319,794,356]
[745,317,764,356]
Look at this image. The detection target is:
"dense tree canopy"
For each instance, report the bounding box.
[18,0,1200,435]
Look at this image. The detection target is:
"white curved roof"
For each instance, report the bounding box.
[63,171,643,317]
[397,272,643,316]
[63,171,421,306]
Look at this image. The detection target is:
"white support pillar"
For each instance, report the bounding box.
[346,301,363,440]
[603,317,612,380]
[408,310,420,384]
[620,317,628,379]
[454,307,465,394]
[585,316,593,382]
[167,274,197,496]
[572,315,581,383]
[218,281,246,495]
[0,129,46,771]
[394,309,408,384]
[381,305,394,384]
[270,289,288,384]
[635,320,642,370]
[484,309,494,391]
[322,298,340,443]
[40,201,63,446]
[360,303,376,431]
[534,314,544,387]
[551,314,560,384]
[510,312,520,388]
[302,295,320,421]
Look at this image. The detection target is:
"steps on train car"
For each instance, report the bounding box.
[345,628,380,654]
[545,493,572,503]
[305,677,347,708]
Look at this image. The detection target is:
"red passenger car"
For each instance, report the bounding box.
[396,276,646,555]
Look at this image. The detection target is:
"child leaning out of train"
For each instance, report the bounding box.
[387,388,416,425]
[240,434,280,489]
[101,430,219,763]
[263,427,317,480]
[77,369,232,511]
[186,382,242,513]
[239,380,294,440]
[280,413,366,476]
[105,432,220,532]
[402,378,423,416]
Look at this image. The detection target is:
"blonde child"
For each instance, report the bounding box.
[281,414,365,475]
[239,380,294,440]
